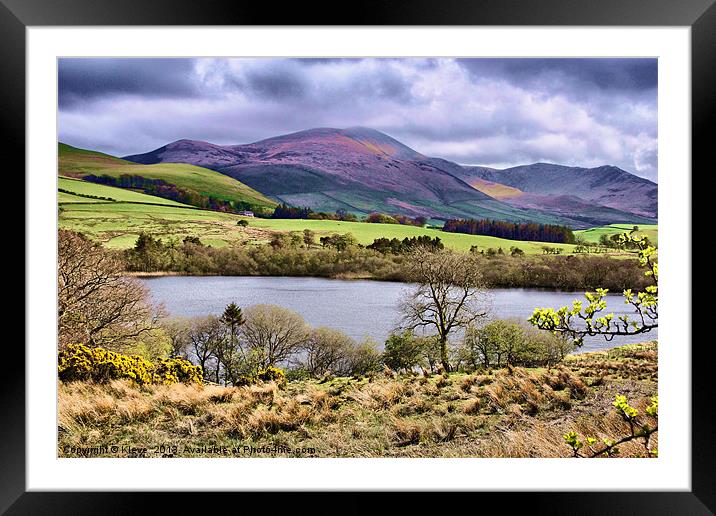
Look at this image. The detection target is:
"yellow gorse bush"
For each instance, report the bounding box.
[154,357,203,385]
[256,366,287,386]
[58,343,202,385]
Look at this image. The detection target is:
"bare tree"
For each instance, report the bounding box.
[184,315,224,382]
[158,316,191,358]
[399,248,491,371]
[336,338,383,376]
[58,230,161,350]
[241,304,310,369]
[300,327,355,377]
[463,325,494,368]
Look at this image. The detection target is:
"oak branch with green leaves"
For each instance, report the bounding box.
[528,231,657,346]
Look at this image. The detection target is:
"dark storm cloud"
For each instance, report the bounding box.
[244,70,306,99]
[456,58,657,94]
[58,58,200,107]
[214,58,413,104]
[220,61,308,100]
[58,57,658,180]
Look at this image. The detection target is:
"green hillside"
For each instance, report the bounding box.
[59,194,585,254]
[575,224,658,246]
[59,176,190,207]
[59,143,277,210]
[60,190,651,258]
[59,190,104,203]
[59,201,254,249]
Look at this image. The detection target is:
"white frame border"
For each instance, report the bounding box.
[27,26,691,491]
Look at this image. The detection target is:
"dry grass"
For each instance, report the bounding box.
[477,396,659,458]
[58,342,658,458]
[565,341,658,382]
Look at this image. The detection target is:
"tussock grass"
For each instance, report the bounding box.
[392,417,422,446]
[58,342,658,458]
[565,341,658,382]
[477,397,659,458]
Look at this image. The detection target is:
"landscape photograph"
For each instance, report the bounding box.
[57,57,658,458]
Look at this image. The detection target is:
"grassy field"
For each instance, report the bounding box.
[59,193,651,256]
[59,202,274,249]
[59,199,588,254]
[58,342,657,458]
[59,176,191,207]
[59,143,277,210]
[244,217,583,254]
[575,224,658,246]
[57,176,266,248]
[58,191,105,204]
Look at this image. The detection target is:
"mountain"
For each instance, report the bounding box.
[460,163,657,219]
[123,139,245,170]
[59,143,277,211]
[125,128,565,224]
[497,193,656,227]
[123,128,657,227]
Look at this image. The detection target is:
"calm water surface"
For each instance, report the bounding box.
[141,276,657,354]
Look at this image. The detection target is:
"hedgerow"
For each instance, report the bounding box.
[121,231,651,291]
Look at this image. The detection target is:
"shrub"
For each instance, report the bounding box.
[366,212,399,224]
[464,319,573,369]
[58,343,154,385]
[530,231,657,348]
[342,339,383,376]
[285,367,311,382]
[563,394,658,458]
[119,231,651,292]
[367,236,443,255]
[392,418,422,446]
[58,343,203,386]
[154,357,203,385]
[300,327,356,378]
[382,331,424,373]
[257,366,287,386]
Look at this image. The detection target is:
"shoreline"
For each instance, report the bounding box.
[128,271,591,292]
[126,271,399,282]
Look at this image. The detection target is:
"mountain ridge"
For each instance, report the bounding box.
[460,162,657,218]
[120,127,657,227]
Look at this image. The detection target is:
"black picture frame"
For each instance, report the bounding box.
[4,0,707,513]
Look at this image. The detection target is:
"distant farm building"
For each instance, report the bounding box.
[238,211,254,217]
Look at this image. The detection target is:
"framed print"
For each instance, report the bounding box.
[5,0,711,513]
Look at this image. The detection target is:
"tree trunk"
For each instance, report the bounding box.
[439,336,450,372]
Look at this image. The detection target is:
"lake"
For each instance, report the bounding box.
[140,276,657,354]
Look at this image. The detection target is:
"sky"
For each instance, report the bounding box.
[58,57,658,181]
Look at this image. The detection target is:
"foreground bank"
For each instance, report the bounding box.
[58,341,657,458]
